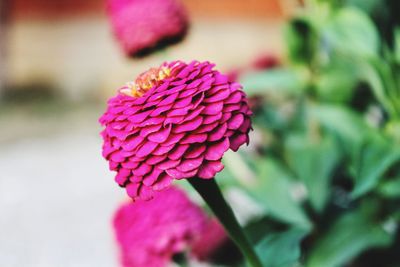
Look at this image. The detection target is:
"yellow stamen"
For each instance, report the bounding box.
[120,66,171,97]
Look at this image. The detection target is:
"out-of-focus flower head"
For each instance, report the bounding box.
[227,53,280,83]
[113,186,208,267]
[99,60,252,200]
[191,218,228,261]
[107,0,189,57]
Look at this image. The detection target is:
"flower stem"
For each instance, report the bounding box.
[188,178,263,267]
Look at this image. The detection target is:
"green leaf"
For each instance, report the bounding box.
[306,211,392,267]
[378,177,400,198]
[240,68,304,96]
[285,134,341,212]
[315,58,360,103]
[284,17,318,65]
[323,7,379,56]
[395,27,400,63]
[351,135,400,198]
[256,228,308,267]
[248,158,312,228]
[309,104,370,148]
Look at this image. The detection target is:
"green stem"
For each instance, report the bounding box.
[188,178,263,267]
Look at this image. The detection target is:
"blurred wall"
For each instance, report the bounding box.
[4,0,287,101]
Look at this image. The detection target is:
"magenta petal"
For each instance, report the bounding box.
[229,133,248,151]
[196,122,218,134]
[213,73,229,84]
[137,185,154,201]
[202,102,223,115]
[169,144,190,160]
[239,117,251,133]
[146,154,168,164]
[205,138,230,161]
[173,95,193,109]
[150,104,173,117]
[138,117,165,127]
[126,183,140,198]
[132,163,152,176]
[223,104,241,113]
[159,92,179,106]
[184,145,206,159]
[191,92,205,109]
[115,168,131,185]
[164,116,184,125]
[110,151,125,162]
[181,134,207,144]
[225,91,242,104]
[186,79,202,89]
[166,168,197,179]
[183,106,205,122]
[121,160,140,169]
[152,173,173,191]
[221,112,232,123]
[143,168,163,186]
[136,141,158,157]
[208,123,228,142]
[157,158,181,170]
[173,116,203,133]
[163,133,185,146]
[179,88,197,98]
[109,161,119,171]
[228,113,244,130]
[176,156,204,172]
[130,175,143,183]
[204,88,230,103]
[127,110,152,123]
[168,107,189,116]
[102,145,116,159]
[197,161,224,179]
[148,125,172,143]
[203,113,223,124]
[153,144,175,155]
[140,124,162,137]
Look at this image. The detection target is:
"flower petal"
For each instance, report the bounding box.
[197,161,224,179]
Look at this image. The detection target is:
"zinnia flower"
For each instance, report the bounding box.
[107,0,189,57]
[113,186,207,267]
[99,60,252,200]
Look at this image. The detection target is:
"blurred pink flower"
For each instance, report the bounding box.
[107,0,188,57]
[227,54,279,83]
[191,218,228,261]
[113,186,208,267]
[99,60,252,200]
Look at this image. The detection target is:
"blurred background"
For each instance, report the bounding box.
[0,0,288,266]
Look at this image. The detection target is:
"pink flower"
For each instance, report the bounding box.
[113,186,208,267]
[99,60,252,200]
[191,218,228,261]
[107,0,189,57]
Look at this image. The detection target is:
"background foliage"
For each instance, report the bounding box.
[211,0,400,266]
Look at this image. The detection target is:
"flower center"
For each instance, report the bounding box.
[120,66,171,97]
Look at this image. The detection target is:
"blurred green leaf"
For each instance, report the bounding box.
[395,27,400,62]
[256,228,308,267]
[285,17,318,65]
[248,159,311,228]
[378,177,400,198]
[306,211,392,267]
[240,68,304,96]
[323,7,379,56]
[347,0,382,14]
[285,134,341,212]
[351,135,400,198]
[309,104,370,148]
[315,59,360,103]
